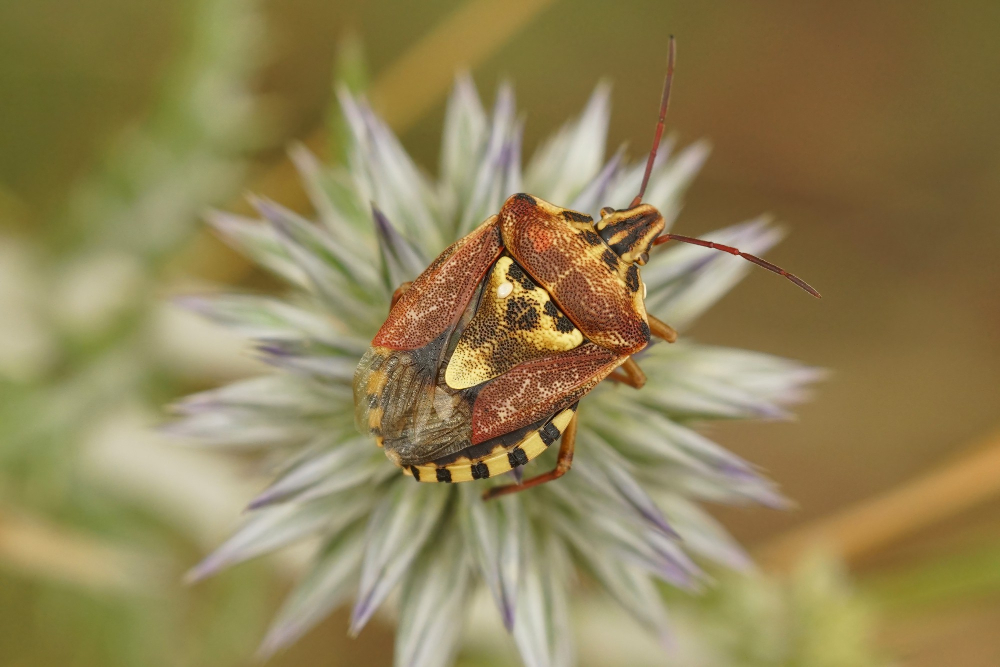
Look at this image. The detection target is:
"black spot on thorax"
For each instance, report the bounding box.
[512,193,536,206]
[562,210,593,223]
[625,265,640,292]
[600,248,620,272]
[581,230,603,246]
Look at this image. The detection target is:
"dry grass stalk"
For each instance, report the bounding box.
[757,429,1000,569]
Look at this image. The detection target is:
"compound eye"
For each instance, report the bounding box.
[637,252,650,265]
[600,206,615,218]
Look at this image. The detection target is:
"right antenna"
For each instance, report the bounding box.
[630,35,676,209]
[652,233,822,297]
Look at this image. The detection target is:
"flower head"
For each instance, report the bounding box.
[171,75,820,666]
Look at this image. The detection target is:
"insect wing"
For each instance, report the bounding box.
[356,215,503,465]
[373,216,503,351]
[471,342,622,444]
[354,344,476,466]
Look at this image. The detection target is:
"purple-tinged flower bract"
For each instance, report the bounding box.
[172,75,819,667]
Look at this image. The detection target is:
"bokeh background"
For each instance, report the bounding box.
[2,0,999,665]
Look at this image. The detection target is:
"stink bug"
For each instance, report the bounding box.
[353,38,818,499]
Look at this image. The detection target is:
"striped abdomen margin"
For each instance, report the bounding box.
[402,406,577,483]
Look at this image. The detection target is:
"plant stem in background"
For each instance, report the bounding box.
[757,428,1000,570]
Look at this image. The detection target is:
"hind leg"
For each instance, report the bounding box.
[483,413,578,500]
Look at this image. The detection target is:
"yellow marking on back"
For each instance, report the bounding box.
[496,194,652,355]
[367,406,383,431]
[403,407,576,483]
[445,257,583,390]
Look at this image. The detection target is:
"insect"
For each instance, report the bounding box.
[354,38,819,499]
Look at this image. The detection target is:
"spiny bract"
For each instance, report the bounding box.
[170,75,820,667]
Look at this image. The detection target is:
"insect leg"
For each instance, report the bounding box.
[483,413,578,500]
[390,281,413,309]
[647,315,678,343]
[607,357,646,389]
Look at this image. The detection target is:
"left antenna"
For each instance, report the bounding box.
[630,35,676,209]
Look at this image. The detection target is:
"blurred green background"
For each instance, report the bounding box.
[2,0,999,665]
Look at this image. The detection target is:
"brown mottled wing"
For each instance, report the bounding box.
[444,255,584,390]
[373,216,503,351]
[497,193,650,355]
[354,344,475,466]
[470,342,623,444]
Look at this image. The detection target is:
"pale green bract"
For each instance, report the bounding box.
[170,76,821,667]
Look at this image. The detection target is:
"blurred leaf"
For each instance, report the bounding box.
[0,0,276,665]
[657,553,887,667]
[257,521,367,658]
[864,538,1000,614]
[58,0,269,262]
[395,521,472,667]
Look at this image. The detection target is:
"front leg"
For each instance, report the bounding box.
[647,314,677,343]
[483,412,578,500]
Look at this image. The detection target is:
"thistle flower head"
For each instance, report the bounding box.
[171,76,820,666]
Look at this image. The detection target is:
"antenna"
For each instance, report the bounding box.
[630,36,676,209]
[635,38,818,299]
[652,233,821,297]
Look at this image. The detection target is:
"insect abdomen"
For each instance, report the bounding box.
[403,406,577,483]
[353,345,474,466]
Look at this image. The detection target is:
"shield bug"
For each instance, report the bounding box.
[354,38,819,499]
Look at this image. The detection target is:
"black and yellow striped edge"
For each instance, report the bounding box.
[402,406,577,483]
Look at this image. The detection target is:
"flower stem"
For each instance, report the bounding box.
[757,428,1000,569]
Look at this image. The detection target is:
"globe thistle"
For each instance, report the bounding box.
[170,75,820,666]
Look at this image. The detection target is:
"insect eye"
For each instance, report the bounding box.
[638,252,650,265]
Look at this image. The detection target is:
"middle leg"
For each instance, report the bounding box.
[607,357,646,389]
[647,314,678,343]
